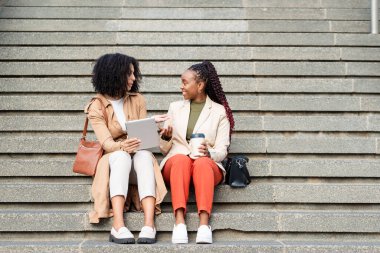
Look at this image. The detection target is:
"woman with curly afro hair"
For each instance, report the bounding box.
[160,61,234,244]
[85,53,167,244]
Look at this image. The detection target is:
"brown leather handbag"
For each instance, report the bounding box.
[72,98,107,176]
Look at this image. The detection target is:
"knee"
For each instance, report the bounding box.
[170,154,192,167]
[134,150,152,160]
[193,158,213,175]
[109,151,131,169]
[168,155,192,178]
[133,150,154,173]
[193,157,212,169]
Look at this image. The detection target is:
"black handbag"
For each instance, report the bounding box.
[222,155,251,188]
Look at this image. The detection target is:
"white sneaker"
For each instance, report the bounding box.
[137,226,156,244]
[171,223,188,244]
[109,227,135,244]
[196,225,212,244]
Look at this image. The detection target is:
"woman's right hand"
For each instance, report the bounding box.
[160,125,173,141]
[120,138,141,153]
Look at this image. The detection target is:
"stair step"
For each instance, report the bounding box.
[1,240,379,253]
[1,240,380,253]
[0,6,373,20]
[1,32,379,46]
[1,94,380,112]
[1,61,379,77]
[1,182,379,204]
[1,77,379,94]
[3,0,375,8]
[2,230,380,243]
[0,132,379,154]
[1,156,380,178]
[2,46,380,61]
[0,19,372,33]
[2,114,380,132]
[1,210,379,232]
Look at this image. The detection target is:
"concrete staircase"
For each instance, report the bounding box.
[1,0,380,252]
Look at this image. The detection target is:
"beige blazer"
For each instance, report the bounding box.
[85,93,167,223]
[160,96,230,180]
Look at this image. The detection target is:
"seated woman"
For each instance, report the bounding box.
[159,61,235,244]
[85,53,167,244]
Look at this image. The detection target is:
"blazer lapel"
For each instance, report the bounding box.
[193,96,212,134]
[177,100,191,141]
[96,94,125,136]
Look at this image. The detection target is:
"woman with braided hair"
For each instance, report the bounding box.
[159,61,234,244]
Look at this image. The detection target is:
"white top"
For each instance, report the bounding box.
[109,98,127,131]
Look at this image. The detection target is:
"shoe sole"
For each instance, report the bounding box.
[196,237,212,244]
[109,234,135,244]
[196,241,212,244]
[137,237,156,244]
[172,238,188,244]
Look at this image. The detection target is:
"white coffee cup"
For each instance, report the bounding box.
[189,133,205,159]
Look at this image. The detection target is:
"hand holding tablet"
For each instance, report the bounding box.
[120,138,141,153]
[125,118,160,150]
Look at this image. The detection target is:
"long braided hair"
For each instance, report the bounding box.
[188,61,235,138]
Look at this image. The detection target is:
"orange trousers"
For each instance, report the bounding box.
[163,154,223,216]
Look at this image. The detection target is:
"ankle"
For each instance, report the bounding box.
[175,216,185,225]
[175,208,185,225]
[112,223,125,231]
[143,223,155,229]
[199,211,209,226]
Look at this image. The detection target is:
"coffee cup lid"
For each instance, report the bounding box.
[191,133,205,138]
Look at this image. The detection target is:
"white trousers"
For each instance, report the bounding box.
[109,150,156,201]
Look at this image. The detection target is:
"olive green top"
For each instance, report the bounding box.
[186,100,206,140]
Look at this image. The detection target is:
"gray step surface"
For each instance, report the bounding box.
[1,210,380,232]
[0,7,373,20]
[3,0,378,8]
[2,156,380,178]
[2,114,380,132]
[1,133,379,154]
[1,94,380,112]
[2,230,380,243]
[1,61,380,77]
[0,19,374,32]
[1,77,379,93]
[1,32,380,46]
[1,240,380,253]
[3,226,380,241]
[2,240,380,253]
[2,46,380,61]
[1,182,380,204]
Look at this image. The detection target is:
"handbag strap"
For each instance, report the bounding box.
[82,98,108,139]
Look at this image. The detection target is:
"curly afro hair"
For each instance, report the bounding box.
[91,53,141,98]
[188,61,235,138]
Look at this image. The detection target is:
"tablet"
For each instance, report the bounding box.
[125,118,160,150]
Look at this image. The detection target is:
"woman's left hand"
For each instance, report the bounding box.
[152,114,170,123]
[198,142,210,157]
